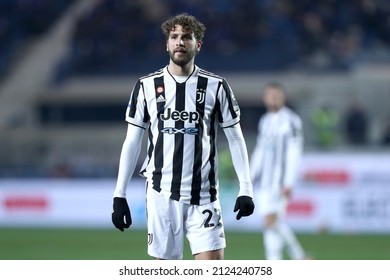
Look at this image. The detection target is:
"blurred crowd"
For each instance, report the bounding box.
[58,0,390,78]
[0,0,75,78]
[1,0,389,78]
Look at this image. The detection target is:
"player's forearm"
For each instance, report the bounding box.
[283,138,303,187]
[249,144,262,184]
[113,124,144,198]
[223,124,253,198]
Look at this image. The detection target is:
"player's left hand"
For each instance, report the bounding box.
[234,196,255,220]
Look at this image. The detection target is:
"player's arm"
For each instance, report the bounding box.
[282,117,304,197]
[249,145,262,184]
[112,123,145,231]
[114,123,144,198]
[223,123,255,220]
[216,79,254,219]
[249,118,264,185]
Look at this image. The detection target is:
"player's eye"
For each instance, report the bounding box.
[182,34,192,40]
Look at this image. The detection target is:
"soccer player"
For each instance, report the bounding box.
[250,82,307,260]
[111,13,255,260]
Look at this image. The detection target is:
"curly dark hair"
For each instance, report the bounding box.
[161,13,206,42]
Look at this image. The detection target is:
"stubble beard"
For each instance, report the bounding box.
[169,49,196,68]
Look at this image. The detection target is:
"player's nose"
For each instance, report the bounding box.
[176,37,184,46]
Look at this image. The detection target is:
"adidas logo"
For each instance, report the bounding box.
[219,232,225,239]
[156,95,166,102]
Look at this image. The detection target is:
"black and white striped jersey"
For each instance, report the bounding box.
[250,107,303,193]
[125,65,240,205]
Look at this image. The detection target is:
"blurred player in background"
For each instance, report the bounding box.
[250,82,308,260]
[111,13,254,260]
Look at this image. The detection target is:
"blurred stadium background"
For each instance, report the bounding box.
[1,0,390,260]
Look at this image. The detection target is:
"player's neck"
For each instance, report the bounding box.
[269,107,283,113]
[168,61,195,76]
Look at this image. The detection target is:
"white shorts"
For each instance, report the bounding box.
[257,189,288,216]
[146,187,226,259]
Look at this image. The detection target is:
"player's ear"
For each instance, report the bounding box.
[196,41,202,53]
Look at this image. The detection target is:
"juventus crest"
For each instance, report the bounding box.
[196,88,206,104]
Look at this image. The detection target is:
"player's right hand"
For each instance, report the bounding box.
[112,197,132,232]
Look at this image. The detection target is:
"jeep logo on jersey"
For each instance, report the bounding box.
[160,108,200,124]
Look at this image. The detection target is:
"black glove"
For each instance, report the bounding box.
[112,197,132,232]
[234,196,255,220]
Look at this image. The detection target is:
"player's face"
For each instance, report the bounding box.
[263,87,285,112]
[166,25,201,67]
